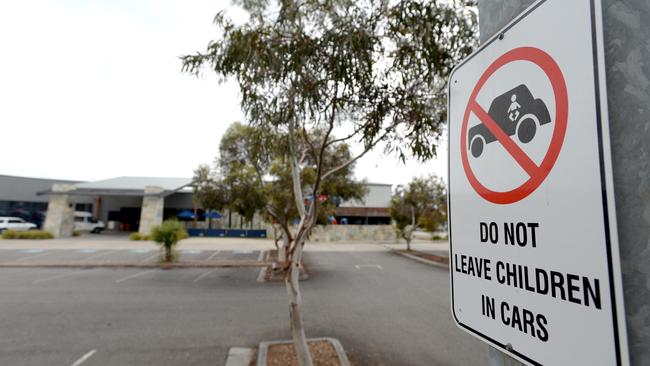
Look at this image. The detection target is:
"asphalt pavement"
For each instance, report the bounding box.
[0,248,485,366]
[0,248,262,266]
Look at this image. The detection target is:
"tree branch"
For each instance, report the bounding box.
[321,126,392,181]
[288,116,307,219]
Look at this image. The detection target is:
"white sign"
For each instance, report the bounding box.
[447,0,629,365]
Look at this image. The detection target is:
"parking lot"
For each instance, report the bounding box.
[0,245,484,366]
[0,248,263,266]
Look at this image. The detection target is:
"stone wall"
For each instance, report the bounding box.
[266,224,397,242]
[308,224,395,242]
[43,184,76,238]
[138,186,164,235]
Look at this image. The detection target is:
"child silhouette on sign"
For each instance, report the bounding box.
[508,94,521,122]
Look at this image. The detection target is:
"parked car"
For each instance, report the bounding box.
[74,211,105,233]
[0,217,37,233]
[468,84,551,158]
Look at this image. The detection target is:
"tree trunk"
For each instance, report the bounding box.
[285,231,313,366]
[165,244,172,262]
[406,206,416,251]
[285,116,313,366]
[279,233,288,267]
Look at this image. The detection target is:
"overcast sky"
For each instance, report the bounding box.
[0,0,447,186]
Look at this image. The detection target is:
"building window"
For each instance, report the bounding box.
[75,203,93,213]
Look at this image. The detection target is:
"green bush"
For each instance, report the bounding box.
[72,230,81,237]
[129,232,151,241]
[151,220,188,262]
[2,230,54,240]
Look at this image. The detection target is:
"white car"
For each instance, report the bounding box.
[0,217,37,232]
[74,212,105,233]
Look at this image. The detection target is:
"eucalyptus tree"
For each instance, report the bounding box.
[390,174,447,250]
[182,1,476,364]
[203,122,366,264]
[192,164,228,227]
[264,141,366,266]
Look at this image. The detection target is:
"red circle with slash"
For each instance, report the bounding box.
[461,47,569,204]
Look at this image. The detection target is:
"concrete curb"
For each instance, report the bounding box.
[0,261,273,269]
[388,247,449,270]
[256,337,350,366]
[225,347,255,366]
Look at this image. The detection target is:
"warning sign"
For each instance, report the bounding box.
[461,47,568,204]
[447,1,629,365]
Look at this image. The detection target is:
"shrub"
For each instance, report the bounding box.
[129,232,151,241]
[2,230,54,240]
[72,230,81,237]
[151,220,188,262]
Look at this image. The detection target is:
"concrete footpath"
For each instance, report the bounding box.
[0,235,449,253]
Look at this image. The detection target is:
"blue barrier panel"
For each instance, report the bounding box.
[207,229,226,237]
[187,228,206,237]
[225,229,246,237]
[188,228,266,238]
[247,230,267,238]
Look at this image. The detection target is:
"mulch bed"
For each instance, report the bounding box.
[398,250,449,266]
[265,340,341,366]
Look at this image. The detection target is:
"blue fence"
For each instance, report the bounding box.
[187,228,267,238]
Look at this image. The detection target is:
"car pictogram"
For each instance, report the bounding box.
[468,84,551,158]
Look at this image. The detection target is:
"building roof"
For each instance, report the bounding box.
[75,177,191,192]
[39,176,193,197]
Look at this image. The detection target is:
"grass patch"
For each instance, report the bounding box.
[129,232,152,241]
[2,230,54,240]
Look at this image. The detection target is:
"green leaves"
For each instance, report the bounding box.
[181,0,477,162]
[151,220,188,248]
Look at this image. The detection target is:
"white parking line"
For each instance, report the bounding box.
[140,253,160,263]
[32,270,87,284]
[206,250,220,261]
[70,349,96,366]
[18,249,45,254]
[193,269,215,283]
[354,264,383,270]
[257,250,265,262]
[79,250,116,261]
[115,269,157,283]
[14,250,53,262]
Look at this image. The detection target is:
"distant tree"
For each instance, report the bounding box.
[192,164,229,228]
[390,174,447,251]
[196,122,366,263]
[263,139,367,265]
[182,0,476,364]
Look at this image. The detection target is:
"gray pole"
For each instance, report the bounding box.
[476,0,650,365]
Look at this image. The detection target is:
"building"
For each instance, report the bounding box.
[0,174,392,238]
[334,183,392,225]
[0,175,94,229]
